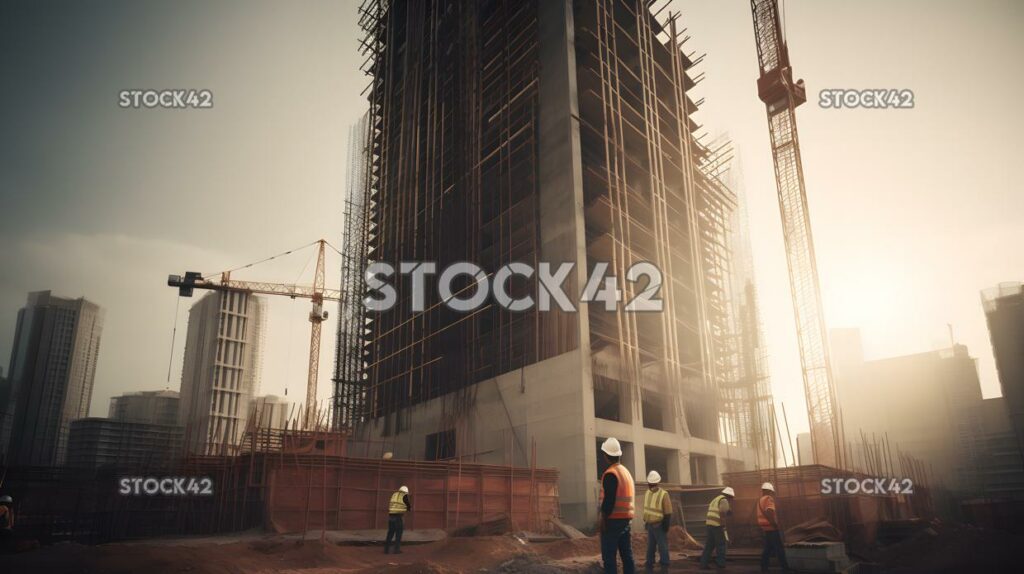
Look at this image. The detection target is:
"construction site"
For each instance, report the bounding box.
[2,0,1023,573]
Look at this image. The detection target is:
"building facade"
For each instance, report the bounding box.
[832,329,986,494]
[179,291,265,455]
[970,397,1024,500]
[983,282,1024,462]
[109,390,180,426]
[342,0,762,525]
[66,417,183,470]
[3,291,104,466]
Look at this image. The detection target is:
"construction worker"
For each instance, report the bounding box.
[642,470,672,571]
[384,485,410,554]
[0,495,13,548]
[758,482,789,572]
[699,486,734,570]
[598,437,635,574]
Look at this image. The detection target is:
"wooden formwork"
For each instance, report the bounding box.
[722,465,931,551]
[263,455,560,534]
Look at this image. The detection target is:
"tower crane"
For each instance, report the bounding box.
[168,239,340,430]
[750,0,844,467]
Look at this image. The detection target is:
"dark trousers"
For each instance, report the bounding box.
[384,514,404,552]
[600,518,635,574]
[699,525,727,568]
[645,522,670,568]
[760,529,788,571]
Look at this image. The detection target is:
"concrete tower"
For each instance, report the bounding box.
[179,291,265,454]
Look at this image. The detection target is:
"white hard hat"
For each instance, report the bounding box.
[600,437,623,457]
[383,451,394,460]
[647,470,662,484]
[761,482,775,492]
[721,487,735,497]
[399,486,409,494]
[0,495,10,503]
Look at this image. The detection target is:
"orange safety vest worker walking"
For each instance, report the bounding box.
[699,487,734,570]
[598,437,635,574]
[757,482,789,572]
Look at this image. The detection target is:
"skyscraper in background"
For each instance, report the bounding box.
[2,291,104,465]
[109,389,180,426]
[178,291,265,455]
[832,329,985,493]
[983,282,1024,461]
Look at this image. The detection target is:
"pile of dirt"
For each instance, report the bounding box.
[534,536,601,560]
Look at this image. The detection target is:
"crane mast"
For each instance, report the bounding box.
[750,0,843,467]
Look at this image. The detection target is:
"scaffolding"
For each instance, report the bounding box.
[352,0,550,441]
[341,0,770,461]
[333,115,372,429]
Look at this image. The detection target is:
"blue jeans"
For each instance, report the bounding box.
[699,525,727,568]
[760,530,788,571]
[601,518,635,574]
[645,522,670,567]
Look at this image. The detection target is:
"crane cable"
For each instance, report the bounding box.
[166,295,181,386]
[201,240,321,280]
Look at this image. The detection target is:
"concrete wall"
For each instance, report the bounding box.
[359,346,755,528]
[360,349,598,525]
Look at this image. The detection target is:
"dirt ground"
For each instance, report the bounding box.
[0,530,774,574]
[4,522,1021,573]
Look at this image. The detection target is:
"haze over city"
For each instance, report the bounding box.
[1,0,1021,442]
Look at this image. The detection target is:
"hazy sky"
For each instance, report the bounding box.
[1,1,1021,440]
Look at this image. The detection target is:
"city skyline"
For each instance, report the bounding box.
[1,0,1021,442]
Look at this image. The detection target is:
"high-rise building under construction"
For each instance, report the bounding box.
[338,0,771,524]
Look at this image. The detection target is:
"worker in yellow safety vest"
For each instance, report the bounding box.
[384,485,411,554]
[699,486,734,570]
[598,437,635,574]
[642,470,672,571]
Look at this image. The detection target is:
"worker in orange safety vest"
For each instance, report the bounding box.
[598,437,635,574]
[758,482,789,572]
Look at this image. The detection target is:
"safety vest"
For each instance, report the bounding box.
[705,494,727,526]
[600,463,635,519]
[388,491,408,514]
[643,488,668,523]
[757,495,776,531]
